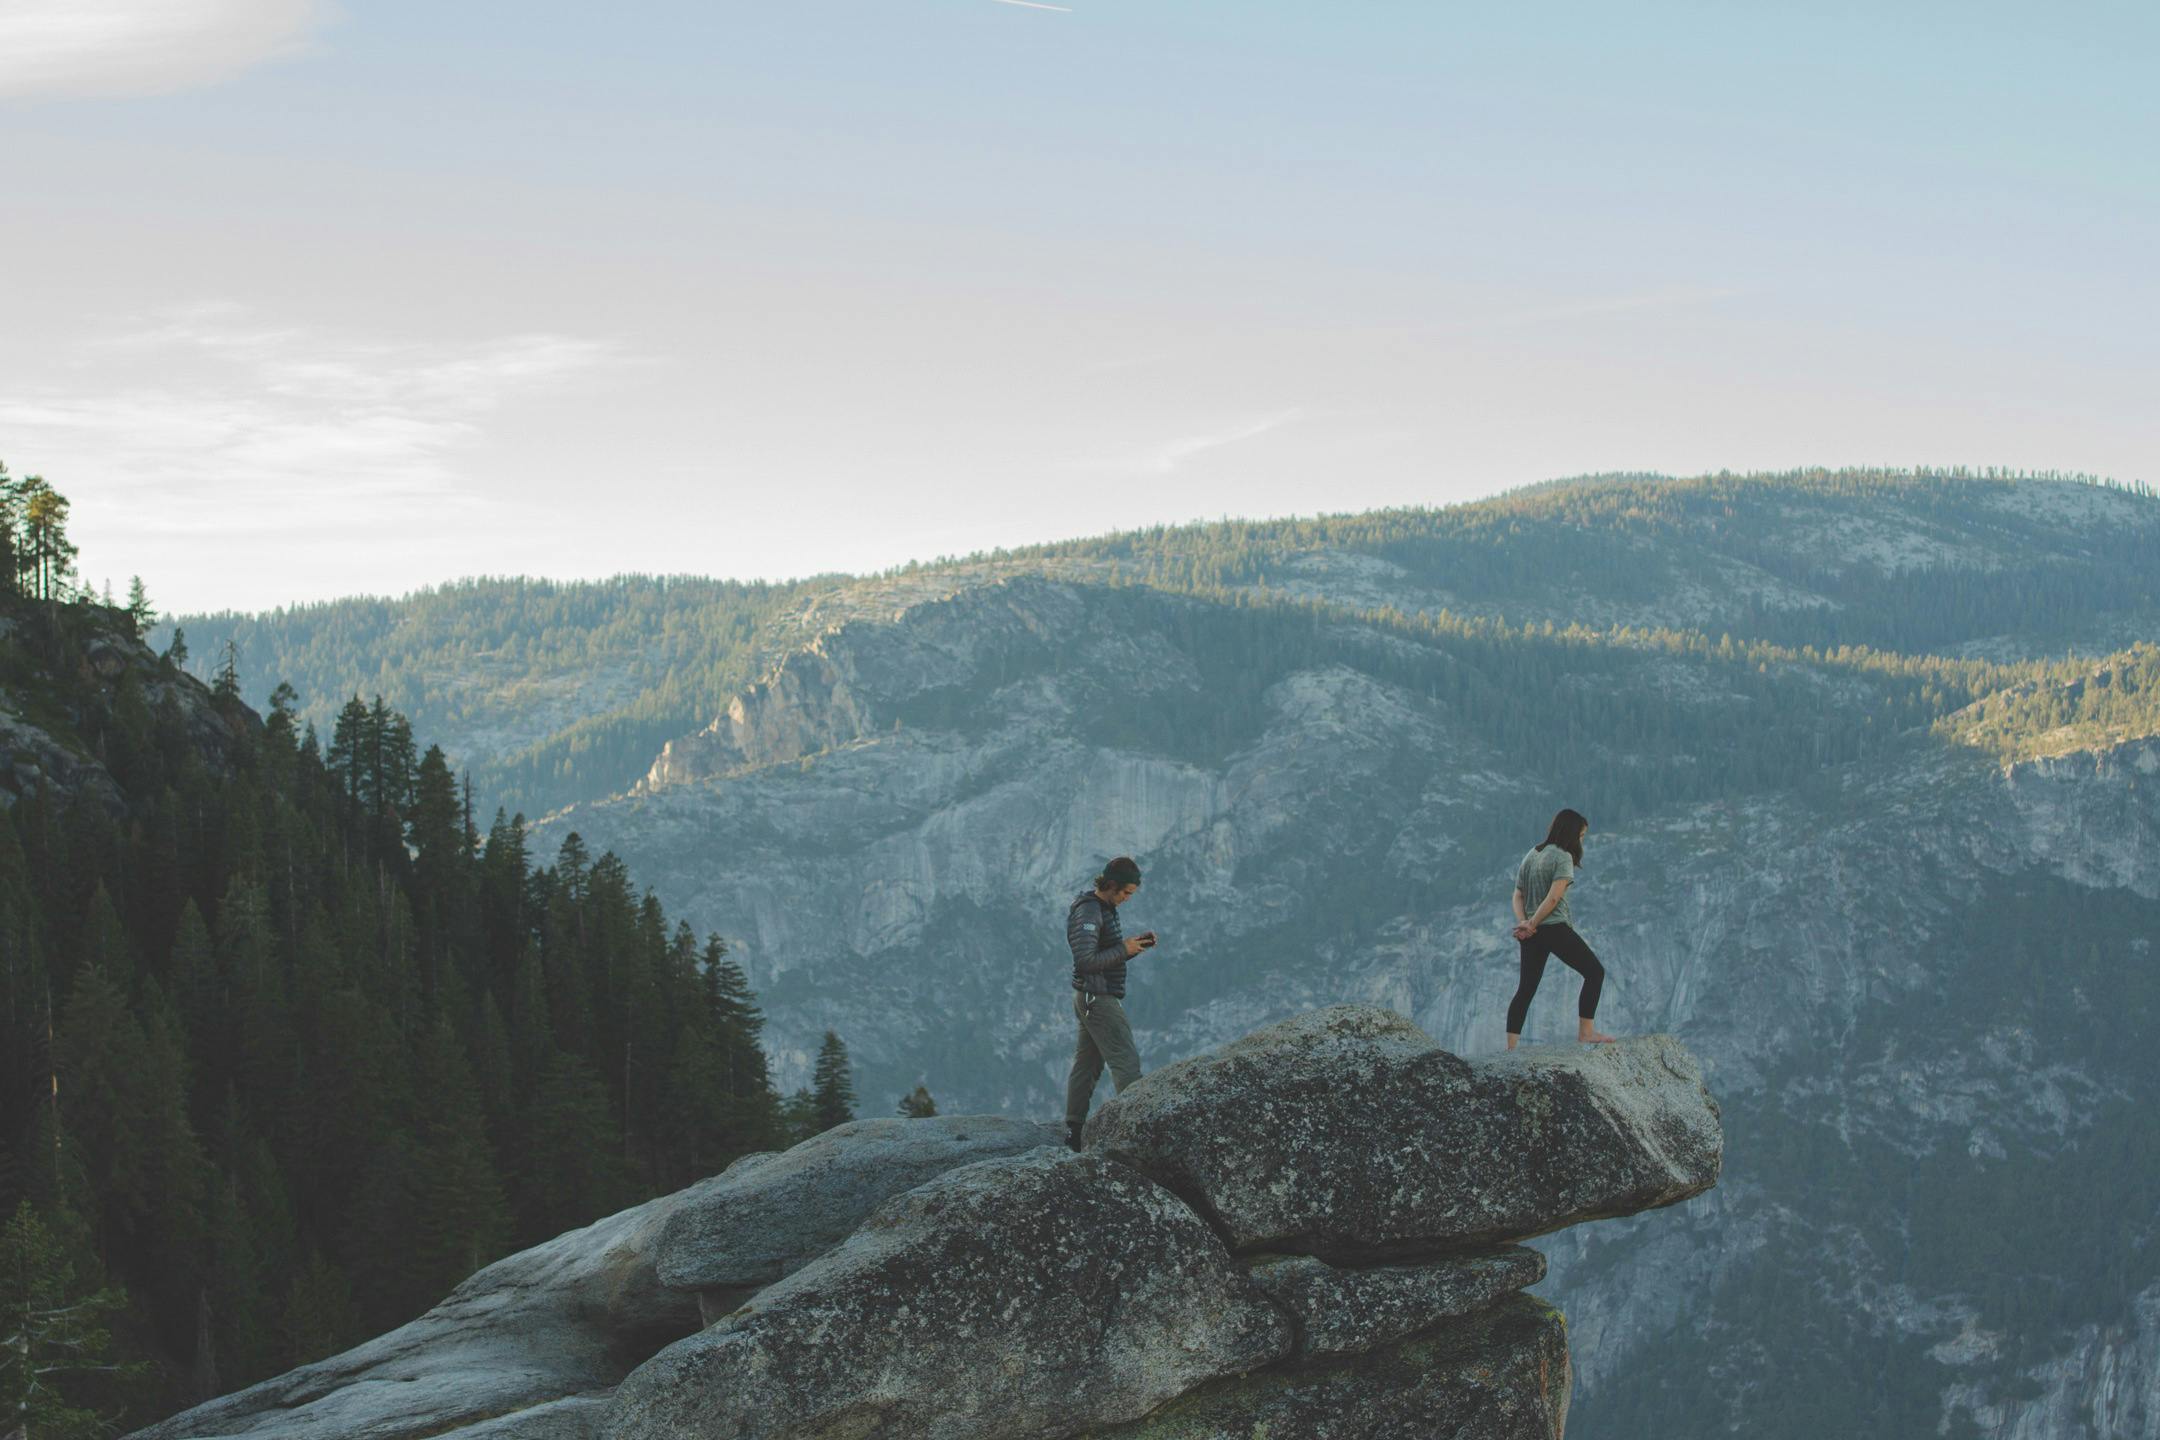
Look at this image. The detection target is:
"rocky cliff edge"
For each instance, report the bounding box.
[127,1008,1720,1440]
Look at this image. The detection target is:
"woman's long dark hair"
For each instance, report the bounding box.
[1535,809,1588,867]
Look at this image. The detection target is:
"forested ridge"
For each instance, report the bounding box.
[1001,466,2160,655]
[166,468,2160,826]
[1020,575,2160,800]
[1303,596,2160,771]
[0,484,861,1436]
[1939,643,2160,759]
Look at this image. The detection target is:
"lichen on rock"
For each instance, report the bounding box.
[606,1149,1292,1440]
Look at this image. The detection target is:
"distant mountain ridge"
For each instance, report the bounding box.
[165,468,2160,824]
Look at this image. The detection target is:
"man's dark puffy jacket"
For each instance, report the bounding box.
[1067,891,1127,998]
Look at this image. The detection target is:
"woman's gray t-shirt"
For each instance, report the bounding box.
[1516,845,1576,928]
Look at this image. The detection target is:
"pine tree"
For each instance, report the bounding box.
[123,578,154,639]
[408,748,462,867]
[616,895,674,1182]
[0,1200,132,1440]
[811,1033,855,1135]
[294,987,401,1269]
[504,953,553,1096]
[405,1019,510,1300]
[75,887,134,993]
[459,774,477,857]
[127,980,210,1342]
[162,626,188,671]
[897,1085,938,1119]
[227,1129,297,1383]
[335,1135,418,1332]
[512,1052,631,1247]
[468,994,515,1145]
[324,697,370,809]
[276,1246,359,1371]
[704,946,782,1154]
[0,462,19,598]
[52,968,154,1256]
[167,903,222,1121]
[659,1021,728,1185]
[354,698,417,825]
[407,746,467,1003]
[19,478,78,604]
[552,833,590,904]
[480,814,533,1004]
[378,712,417,822]
[198,1168,271,1398]
[218,879,292,1125]
[653,935,777,1183]
[264,683,301,756]
[212,642,242,704]
[0,830,47,1215]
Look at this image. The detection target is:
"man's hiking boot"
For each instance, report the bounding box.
[1065,1120,1084,1153]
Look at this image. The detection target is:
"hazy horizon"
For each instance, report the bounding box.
[155,463,2141,620]
[154,479,1535,616]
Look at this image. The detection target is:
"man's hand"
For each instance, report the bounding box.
[1124,931,1157,958]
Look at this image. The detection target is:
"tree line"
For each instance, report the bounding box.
[991,465,2160,656]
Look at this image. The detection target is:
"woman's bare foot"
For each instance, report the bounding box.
[1577,1022,1617,1044]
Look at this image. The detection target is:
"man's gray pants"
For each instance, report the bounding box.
[1065,991,1142,1129]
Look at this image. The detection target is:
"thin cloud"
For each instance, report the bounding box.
[1069,408,1307,477]
[0,0,329,100]
[990,0,1073,11]
[0,308,623,543]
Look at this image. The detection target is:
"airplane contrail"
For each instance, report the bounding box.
[991,0,1072,11]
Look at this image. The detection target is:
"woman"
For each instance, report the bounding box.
[1507,808,1615,1048]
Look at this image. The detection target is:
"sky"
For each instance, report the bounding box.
[2,0,2154,614]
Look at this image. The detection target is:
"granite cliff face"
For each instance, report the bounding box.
[130,1012,1720,1440]
[526,526,2160,1434]
[634,571,1078,793]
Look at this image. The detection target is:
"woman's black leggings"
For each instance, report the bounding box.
[1507,923,1604,1034]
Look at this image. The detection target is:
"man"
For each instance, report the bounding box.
[1063,855,1156,1151]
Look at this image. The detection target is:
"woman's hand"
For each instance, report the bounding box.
[1511,922,1536,941]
